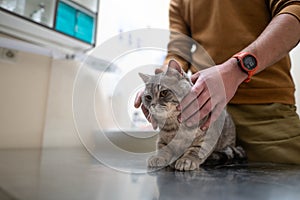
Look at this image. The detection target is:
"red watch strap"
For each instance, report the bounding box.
[233,52,257,83]
[244,71,253,83]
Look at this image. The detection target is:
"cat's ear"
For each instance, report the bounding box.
[167,59,183,76]
[138,73,151,83]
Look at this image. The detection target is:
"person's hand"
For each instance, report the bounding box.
[134,89,158,130]
[179,58,247,130]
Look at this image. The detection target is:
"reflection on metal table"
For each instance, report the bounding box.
[0,148,300,200]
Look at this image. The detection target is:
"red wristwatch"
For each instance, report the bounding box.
[233,52,258,83]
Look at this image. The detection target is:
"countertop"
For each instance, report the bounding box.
[0,147,300,200]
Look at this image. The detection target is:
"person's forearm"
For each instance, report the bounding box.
[223,13,300,86]
[217,13,300,103]
[243,13,300,74]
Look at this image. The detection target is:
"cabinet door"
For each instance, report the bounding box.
[55,1,95,44]
[75,11,95,44]
[55,1,76,36]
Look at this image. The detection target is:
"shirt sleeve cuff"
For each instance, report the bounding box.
[277,4,300,22]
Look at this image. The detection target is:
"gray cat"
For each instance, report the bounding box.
[139,59,246,171]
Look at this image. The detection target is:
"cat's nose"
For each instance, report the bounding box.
[149,106,155,113]
[150,104,157,111]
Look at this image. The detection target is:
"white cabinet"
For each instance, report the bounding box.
[0,0,99,53]
[71,0,98,12]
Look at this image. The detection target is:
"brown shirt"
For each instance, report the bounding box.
[165,0,300,104]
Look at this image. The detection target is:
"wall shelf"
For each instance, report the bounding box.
[0,0,99,54]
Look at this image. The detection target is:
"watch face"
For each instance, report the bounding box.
[243,55,257,70]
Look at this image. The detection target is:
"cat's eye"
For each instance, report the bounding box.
[145,95,152,101]
[160,90,169,98]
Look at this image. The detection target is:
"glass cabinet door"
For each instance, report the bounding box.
[0,0,56,27]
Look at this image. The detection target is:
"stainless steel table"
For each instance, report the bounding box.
[0,147,300,200]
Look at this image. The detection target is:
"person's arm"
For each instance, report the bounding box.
[164,0,193,72]
[244,14,300,74]
[180,13,300,130]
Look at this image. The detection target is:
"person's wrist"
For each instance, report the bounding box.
[215,58,248,103]
[221,58,248,85]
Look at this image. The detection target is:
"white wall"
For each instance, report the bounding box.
[97,0,170,45]
[0,44,51,149]
[42,59,82,148]
[290,45,300,115]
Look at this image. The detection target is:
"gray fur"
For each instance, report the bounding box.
[139,60,246,171]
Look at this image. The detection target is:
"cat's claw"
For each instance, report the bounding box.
[175,158,200,171]
[148,155,169,167]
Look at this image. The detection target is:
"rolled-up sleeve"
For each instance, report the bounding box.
[165,0,192,72]
[268,0,300,21]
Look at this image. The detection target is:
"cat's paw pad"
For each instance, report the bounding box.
[175,158,200,171]
[148,155,169,167]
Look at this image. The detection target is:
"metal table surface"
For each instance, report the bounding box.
[0,147,300,200]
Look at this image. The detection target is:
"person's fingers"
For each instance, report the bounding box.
[184,99,212,127]
[141,104,150,123]
[134,90,144,108]
[200,104,224,131]
[180,88,210,122]
[184,110,201,128]
[181,74,207,107]
[180,92,197,113]
[180,84,205,114]
[197,97,212,121]
[190,71,200,83]
[141,104,157,130]
[200,115,211,131]
[180,96,199,122]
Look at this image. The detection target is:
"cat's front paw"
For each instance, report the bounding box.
[175,158,200,171]
[148,155,169,168]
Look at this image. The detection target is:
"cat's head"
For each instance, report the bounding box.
[139,60,192,125]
